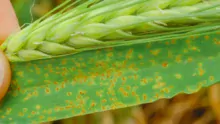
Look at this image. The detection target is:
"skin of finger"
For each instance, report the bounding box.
[0,50,11,101]
[0,0,20,43]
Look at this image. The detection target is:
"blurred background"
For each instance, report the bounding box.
[11,0,66,26]
[10,0,220,123]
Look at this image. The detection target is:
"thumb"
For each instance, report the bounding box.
[0,0,20,44]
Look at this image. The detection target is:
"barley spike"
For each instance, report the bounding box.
[1,0,220,62]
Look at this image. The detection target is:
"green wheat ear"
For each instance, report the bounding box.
[1,0,220,62]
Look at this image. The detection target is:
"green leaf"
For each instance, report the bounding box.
[0,31,219,123]
[11,0,35,26]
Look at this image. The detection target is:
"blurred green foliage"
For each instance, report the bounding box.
[11,0,65,26]
[11,0,34,26]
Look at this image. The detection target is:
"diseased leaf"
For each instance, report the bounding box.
[0,31,219,123]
